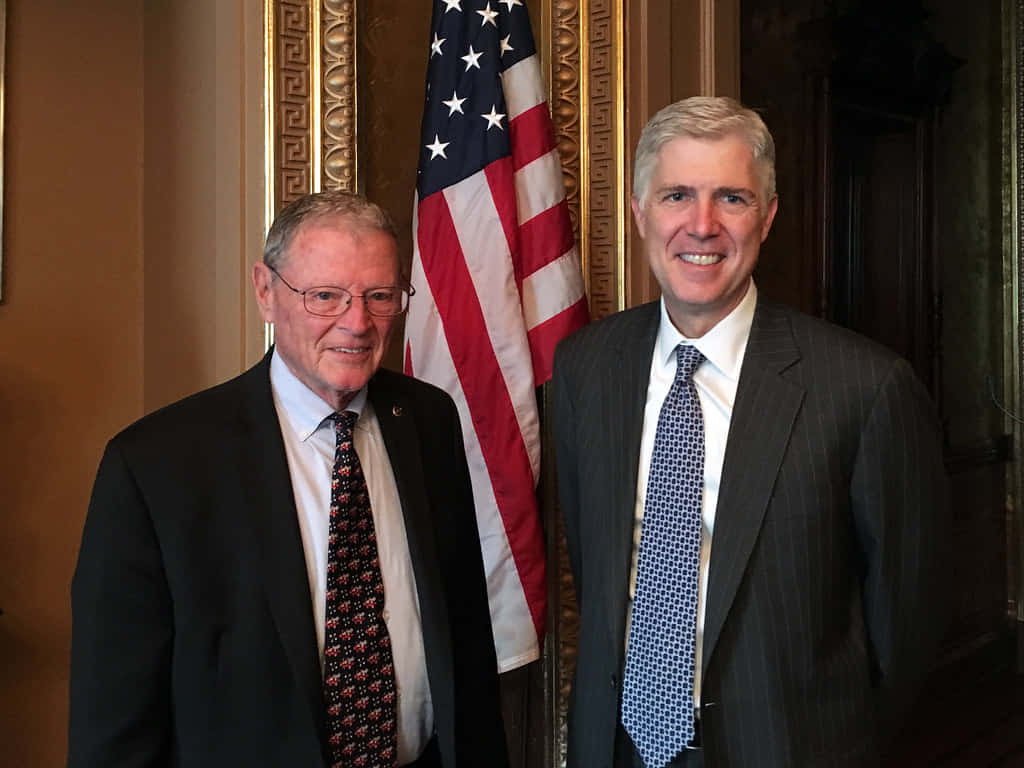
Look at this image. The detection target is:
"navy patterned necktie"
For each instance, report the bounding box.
[323,411,398,768]
[622,344,706,768]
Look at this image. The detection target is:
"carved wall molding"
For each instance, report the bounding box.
[551,0,583,276]
[585,0,625,319]
[545,5,583,763]
[543,2,624,765]
[272,0,314,211]
[321,0,357,192]
[269,0,356,214]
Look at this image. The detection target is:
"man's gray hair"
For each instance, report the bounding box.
[263,190,398,270]
[633,96,776,204]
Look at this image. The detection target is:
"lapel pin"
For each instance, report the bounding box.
[392,405,404,417]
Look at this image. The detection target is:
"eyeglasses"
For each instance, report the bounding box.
[269,266,415,318]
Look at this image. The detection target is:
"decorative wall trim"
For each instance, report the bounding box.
[552,0,582,285]
[268,0,357,202]
[585,0,625,319]
[544,1,626,765]
[271,0,314,212]
[321,0,357,192]
[546,6,583,764]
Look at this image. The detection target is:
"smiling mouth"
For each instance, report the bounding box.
[329,345,370,355]
[677,252,724,266]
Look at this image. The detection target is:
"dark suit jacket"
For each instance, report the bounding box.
[553,299,949,768]
[69,351,508,768]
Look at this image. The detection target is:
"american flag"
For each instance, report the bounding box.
[403,0,588,671]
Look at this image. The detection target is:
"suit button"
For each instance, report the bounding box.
[610,673,619,689]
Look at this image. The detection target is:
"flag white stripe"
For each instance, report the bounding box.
[515,150,566,224]
[442,172,542,482]
[522,246,587,330]
[500,54,544,120]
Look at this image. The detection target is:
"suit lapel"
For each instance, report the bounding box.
[605,305,660,640]
[701,301,804,673]
[235,354,326,741]
[369,374,454,710]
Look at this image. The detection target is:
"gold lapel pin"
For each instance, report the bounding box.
[392,404,404,417]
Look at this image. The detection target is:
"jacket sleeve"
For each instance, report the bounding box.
[850,357,951,737]
[69,440,173,768]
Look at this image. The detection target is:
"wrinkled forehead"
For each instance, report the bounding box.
[283,216,400,270]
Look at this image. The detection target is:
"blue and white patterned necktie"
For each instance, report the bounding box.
[622,343,706,768]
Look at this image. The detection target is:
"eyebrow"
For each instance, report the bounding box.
[717,186,756,199]
[654,184,757,199]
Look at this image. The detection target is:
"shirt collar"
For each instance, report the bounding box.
[269,348,368,441]
[655,279,758,382]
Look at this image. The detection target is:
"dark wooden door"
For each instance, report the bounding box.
[743,0,1020,762]
[828,101,937,391]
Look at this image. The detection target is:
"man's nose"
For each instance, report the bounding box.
[337,296,373,332]
[687,198,720,239]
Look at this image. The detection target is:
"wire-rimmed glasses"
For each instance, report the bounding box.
[269,266,415,318]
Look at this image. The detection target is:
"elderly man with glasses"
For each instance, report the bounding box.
[70,191,508,768]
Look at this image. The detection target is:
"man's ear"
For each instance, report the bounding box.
[631,195,647,239]
[252,262,276,323]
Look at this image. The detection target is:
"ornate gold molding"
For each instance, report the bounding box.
[271,0,314,211]
[552,0,582,280]
[268,0,357,211]
[544,2,627,765]
[545,1,628,764]
[550,0,625,322]
[321,0,357,192]
[585,0,625,319]
[548,0,582,734]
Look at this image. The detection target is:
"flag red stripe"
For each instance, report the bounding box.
[519,198,575,278]
[528,297,590,384]
[483,158,523,286]
[403,340,414,377]
[509,102,557,172]
[416,190,547,635]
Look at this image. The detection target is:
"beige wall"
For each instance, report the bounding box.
[143,0,265,411]
[0,1,263,763]
[0,2,144,763]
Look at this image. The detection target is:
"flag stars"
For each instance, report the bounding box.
[442,0,462,12]
[482,105,506,131]
[426,134,450,159]
[461,45,483,71]
[430,33,445,57]
[442,91,466,116]
[477,2,499,27]
[500,0,523,9]
[499,35,514,57]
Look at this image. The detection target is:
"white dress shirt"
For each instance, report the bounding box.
[630,280,757,709]
[269,350,433,764]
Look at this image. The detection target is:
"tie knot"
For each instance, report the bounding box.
[675,344,704,382]
[329,410,358,436]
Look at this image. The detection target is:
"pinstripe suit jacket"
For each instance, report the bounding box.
[552,299,949,768]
